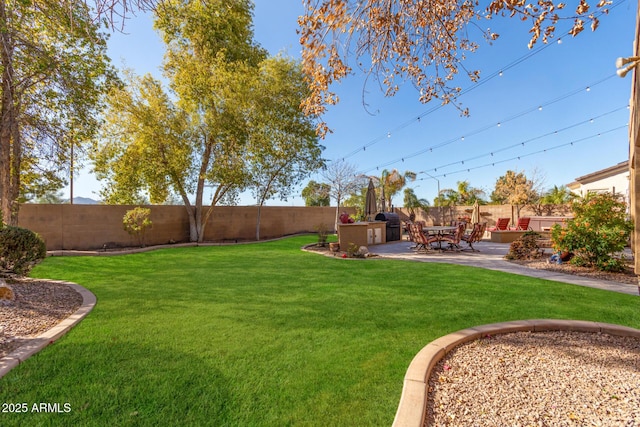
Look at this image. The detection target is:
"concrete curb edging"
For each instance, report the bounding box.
[392,319,640,427]
[0,281,96,379]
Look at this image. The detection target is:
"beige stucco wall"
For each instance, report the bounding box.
[16,203,569,251]
[17,204,344,251]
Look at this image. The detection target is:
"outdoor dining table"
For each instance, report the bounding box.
[423,225,458,250]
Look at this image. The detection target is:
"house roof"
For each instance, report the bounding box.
[571,160,629,185]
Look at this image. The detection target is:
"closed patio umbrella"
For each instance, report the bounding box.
[471,200,480,224]
[365,179,377,221]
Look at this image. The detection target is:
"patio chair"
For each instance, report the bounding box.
[403,221,413,241]
[409,223,439,252]
[509,217,531,231]
[489,217,510,231]
[440,222,466,251]
[461,222,486,251]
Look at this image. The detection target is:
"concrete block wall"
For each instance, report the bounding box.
[17,204,347,251]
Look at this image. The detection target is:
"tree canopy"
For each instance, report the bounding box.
[0,0,117,224]
[491,170,537,216]
[439,180,486,206]
[93,0,324,242]
[298,0,610,136]
[302,180,331,206]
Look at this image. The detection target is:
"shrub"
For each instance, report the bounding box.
[123,207,153,247]
[550,192,632,272]
[0,226,47,276]
[315,223,330,247]
[505,231,544,260]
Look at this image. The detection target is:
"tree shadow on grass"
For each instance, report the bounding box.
[0,340,234,426]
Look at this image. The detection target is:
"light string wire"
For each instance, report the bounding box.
[412,124,628,179]
[333,0,627,163]
[359,77,621,172]
[365,104,628,173]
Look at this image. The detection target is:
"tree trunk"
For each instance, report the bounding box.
[0,1,17,225]
[256,204,262,241]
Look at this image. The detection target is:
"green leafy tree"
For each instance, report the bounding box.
[531,185,577,215]
[551,193,633,272]
[403,188,430,220]
[301,180,331,207]
[95,1,312,243]
[343,187,368,221]
[0,0,117,224]
[440,181,486,206]
[32,191,65,204]
[248,56,325,240]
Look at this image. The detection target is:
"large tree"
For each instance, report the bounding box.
[94,0,321,243]
[298,0,608,136]
[248,57,325,240]
[0,0,116,224]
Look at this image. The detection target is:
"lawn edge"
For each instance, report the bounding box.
[0,280,96,379]
[393,319,640,427]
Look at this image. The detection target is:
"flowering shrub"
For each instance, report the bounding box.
[550,193,632,272]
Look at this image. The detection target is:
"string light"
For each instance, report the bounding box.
[369,108,626,176]
[332,4,620,164]
[418,125,626,179]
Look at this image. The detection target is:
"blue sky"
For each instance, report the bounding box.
[71,0,637,206]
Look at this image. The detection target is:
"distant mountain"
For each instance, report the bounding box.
[70,197,100,205]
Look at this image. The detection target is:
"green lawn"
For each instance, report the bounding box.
[1,236,639,426]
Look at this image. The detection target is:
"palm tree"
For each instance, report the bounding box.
[403,188,430,220]
[454,180,486,205]
[541,185,576,205]
[379,169,416,210]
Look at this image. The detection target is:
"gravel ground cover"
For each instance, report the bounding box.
[427,331,640,426]
[0,280,82,358]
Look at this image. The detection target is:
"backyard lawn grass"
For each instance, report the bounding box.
[1,235,639,426]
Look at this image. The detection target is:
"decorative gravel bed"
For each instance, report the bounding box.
[0,280,82,358]
[426,330,640,426]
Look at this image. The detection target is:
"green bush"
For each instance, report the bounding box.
[123,207,153,247]
[550,192,632,272]
[0,226,47,275]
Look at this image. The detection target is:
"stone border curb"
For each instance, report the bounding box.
[0,281,96,379]
[392,319,640,427]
